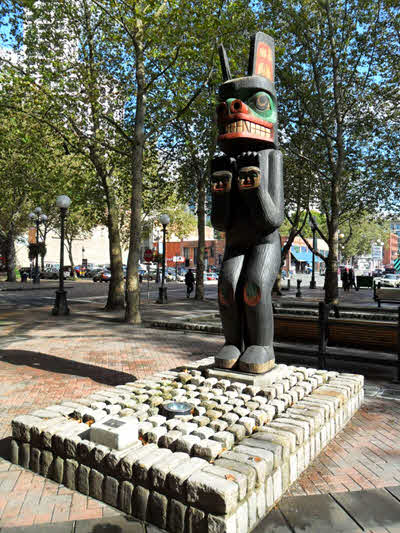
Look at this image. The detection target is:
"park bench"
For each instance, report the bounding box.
[375,287,400,308]
[274,303,400,381]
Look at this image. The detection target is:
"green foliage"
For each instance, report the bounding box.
[28,242,45,261]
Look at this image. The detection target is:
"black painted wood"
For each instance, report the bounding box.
[332,488,400,530]
[278,494,363,533]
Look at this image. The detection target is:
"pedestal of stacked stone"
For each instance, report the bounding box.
[10,359,363,533]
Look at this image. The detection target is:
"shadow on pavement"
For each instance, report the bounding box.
[0,349,136,386]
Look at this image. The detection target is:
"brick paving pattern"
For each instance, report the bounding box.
[0,301,399,528]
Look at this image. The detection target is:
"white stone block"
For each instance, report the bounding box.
[256,485,266,520]
[315,432,321,455]
[289,453,297,484]
[297,445,305,475]
[304,441,310,468]
[265,475,274,508]
[236,500,248,533]
[310,435,316,461]
[208,513,237,533]
[90,415,138,450]
[248,492,257,529]
[272,467,282,501]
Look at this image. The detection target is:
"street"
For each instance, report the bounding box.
[0,279,219,310]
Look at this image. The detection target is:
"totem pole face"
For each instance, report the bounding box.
[216,33,278,155]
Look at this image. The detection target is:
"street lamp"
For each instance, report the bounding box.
[52,195,71,315]
[338,231,345,265]
[309,214,317,289]
[29,208,47,284]
[157,213,170,304]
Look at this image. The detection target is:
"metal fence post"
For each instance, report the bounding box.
[318,302,329,369]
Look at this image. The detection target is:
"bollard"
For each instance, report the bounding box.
[287,279,291,291]
[318,302,329,369]
[296,279,302,298]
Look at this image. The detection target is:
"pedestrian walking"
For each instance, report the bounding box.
[341,268,350,292]
[185,269,195,298]
[348,268,357,290]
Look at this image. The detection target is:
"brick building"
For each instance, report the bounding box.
[153,226,225,269]
[383,232,398,267]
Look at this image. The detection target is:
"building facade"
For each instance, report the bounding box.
[383,232,398,266]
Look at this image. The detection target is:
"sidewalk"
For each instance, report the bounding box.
[0,298,399,530]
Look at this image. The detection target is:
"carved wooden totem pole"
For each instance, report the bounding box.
[211,32,284,374]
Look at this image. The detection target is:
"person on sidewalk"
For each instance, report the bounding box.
[185,269,195,298]
[341,268,350,292]
[348,268,357,290]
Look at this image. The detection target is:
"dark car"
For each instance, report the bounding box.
[93,270,111,282]
[86,268,102,278]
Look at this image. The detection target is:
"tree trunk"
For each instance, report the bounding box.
[324,231,339,304]
[195,174,206,300]
[5,229,16,282]
[67,241,76,279]
[105,189,125,310]
[125,20,145,324]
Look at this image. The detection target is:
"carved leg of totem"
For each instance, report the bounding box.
[215,251,245,369]
[239,234,281,374]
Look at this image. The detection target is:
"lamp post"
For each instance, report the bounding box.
[52,195,71,315]
[29,207,47,284]
[309,214,317,289]
[157,214,170,304]
[338,231,345,265]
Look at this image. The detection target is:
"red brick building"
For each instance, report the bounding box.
[383,232,398,267]
[153,226,225,269]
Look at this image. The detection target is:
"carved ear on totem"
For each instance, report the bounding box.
[218,44,232,82]
[247,32,275,82]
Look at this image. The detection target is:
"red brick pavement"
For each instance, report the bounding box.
[0,303,399,527]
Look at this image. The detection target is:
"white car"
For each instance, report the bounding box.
[379,274,400,288]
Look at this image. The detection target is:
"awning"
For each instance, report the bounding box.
[291,249,322,263]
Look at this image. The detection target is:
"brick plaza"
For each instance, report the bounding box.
[0,297,399,529]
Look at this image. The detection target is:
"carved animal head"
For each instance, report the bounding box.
[216,32,278,155]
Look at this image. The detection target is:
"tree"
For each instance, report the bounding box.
[1,0,127,309]
[265,0,400,303]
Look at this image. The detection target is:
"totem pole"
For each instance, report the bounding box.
[211,32,284,374]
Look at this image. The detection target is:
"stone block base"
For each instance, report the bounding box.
[10,358,363,533]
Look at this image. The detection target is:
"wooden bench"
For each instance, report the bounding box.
[274,304,400,381]
[375,287,400,308]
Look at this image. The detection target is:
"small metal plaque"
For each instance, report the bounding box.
[104,419,125,428]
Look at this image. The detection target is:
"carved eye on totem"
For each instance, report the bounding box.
[255,93,270,111]
[247,91,275,119]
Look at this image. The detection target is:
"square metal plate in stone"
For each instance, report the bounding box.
[104,419,125,429]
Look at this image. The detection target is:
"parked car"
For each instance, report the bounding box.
[379,273,400,288]
[86,268,102,278]
[93,270,111,282]
[40,268,69,280]
[206,272,219,281]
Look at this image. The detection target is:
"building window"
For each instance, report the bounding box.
[218,254,223,265]
[210,247,214,258]
[183,248,190,259]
